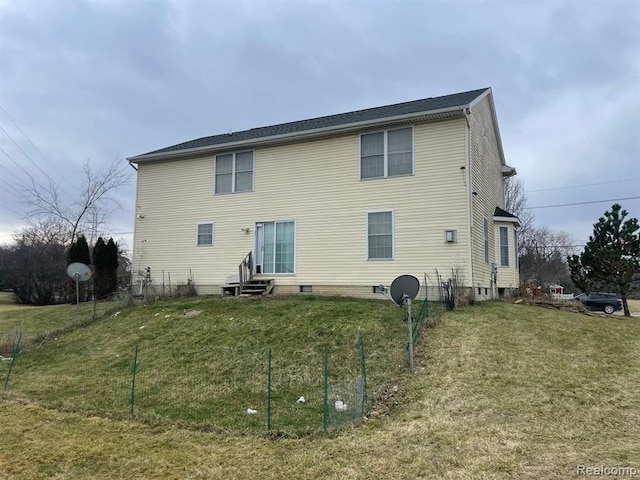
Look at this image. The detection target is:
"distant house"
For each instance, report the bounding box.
[550,284,564,296]
[127,87,520,300]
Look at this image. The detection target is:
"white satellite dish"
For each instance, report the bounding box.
[67,262,92,305]
[67,263,92,282]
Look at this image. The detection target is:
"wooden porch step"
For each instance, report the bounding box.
[240,279,275,296]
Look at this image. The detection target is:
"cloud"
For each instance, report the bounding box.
[0,0,638,251]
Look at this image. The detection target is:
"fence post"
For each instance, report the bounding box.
[358,333,367,414]
[267,348,272,431]
[323,348,329,433]
[130,344,138,416]
[2,332,22,393]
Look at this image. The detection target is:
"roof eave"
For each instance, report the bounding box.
[127,106,468,164]
[493,215,521,227]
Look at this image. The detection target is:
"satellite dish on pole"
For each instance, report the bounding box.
[67,262,92,306]
[389,275,420,306]
[378,274,421,373]
[67,263,92,282]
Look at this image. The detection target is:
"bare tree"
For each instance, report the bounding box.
[0,222,68,305]
[504,176,535,247]
[519,226,577,292]
[21,159,130,244]
[504,176,579,292]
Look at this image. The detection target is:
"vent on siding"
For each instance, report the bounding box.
[300,285,313,293]
[445,230,457,243]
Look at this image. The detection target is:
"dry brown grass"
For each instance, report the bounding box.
[1,300,639,479]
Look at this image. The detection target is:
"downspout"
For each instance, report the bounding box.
[464,107,475,299]
[129,159,139,295]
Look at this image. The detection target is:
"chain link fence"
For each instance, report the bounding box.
[2,334,371,434]
[2,274,451,434]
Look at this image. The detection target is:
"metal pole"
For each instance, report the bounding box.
[406,297,414,373]
[267,348,272,431]
[323,348,329,433]
[130,344,138,416]
[3,332,22,393]
[75,273,80,306]
[358,333,367,413]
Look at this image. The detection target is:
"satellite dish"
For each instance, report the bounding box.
[378,274,421,373]
[390,275,420,305]
[67,262,92,306]
[67,262,92,282]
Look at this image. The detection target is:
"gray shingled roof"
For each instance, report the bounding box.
[137,87,490,157]
[494,207,519,219]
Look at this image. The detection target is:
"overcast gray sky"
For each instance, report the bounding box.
[1,0,639,254]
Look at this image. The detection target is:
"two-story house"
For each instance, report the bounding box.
[127,87,519,300]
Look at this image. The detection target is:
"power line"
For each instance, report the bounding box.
[0,145,44,191]
[0,103,68,181]
[527,178,640,193]
[525,196,640,210]
[0,116,74,202]
[0,163,29,193]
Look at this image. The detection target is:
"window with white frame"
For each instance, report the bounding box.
[367,211,393,259]
[499,226,509,267]
[197,222,214,246]
[483,218,489,263]
[361,127,413,179]
[514,229,519,268]
[261,221,295,274]
[215,151,254,193]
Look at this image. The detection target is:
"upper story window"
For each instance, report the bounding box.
[215,151,254,194]
[360,127,413,179]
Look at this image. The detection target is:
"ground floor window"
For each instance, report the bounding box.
[367,210,393,259]
[196,222,214,246]
[499,225,509,267]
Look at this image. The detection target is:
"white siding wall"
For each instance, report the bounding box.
[132,119,472,294]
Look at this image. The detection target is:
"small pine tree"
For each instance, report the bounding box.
[568,204,640,316]
[93,237,108,299]
[106,238,119,296]
[66,234,92,302]
[67,234,91,265]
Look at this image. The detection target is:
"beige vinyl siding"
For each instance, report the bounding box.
[467,94,518,290]
[494,222,519,288]
[133,118,472,292]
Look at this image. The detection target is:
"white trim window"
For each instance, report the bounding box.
[483,218,489,263]
[499,225,509,267]
[360,127,413,179]
[514,229,519,269]
[367,210,394,260]
[215,151,254,193]
[197,222,214,246]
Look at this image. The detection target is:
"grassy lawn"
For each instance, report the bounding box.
[1,295,416,434]
[1,298,639,478]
